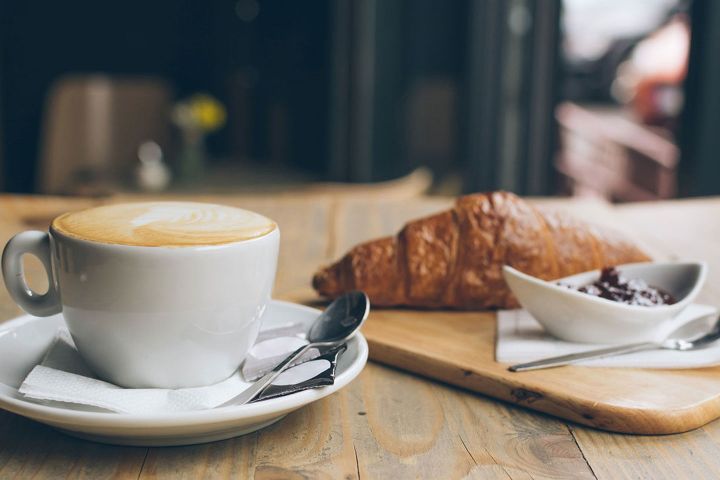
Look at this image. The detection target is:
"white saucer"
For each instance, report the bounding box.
[0,300,368,446]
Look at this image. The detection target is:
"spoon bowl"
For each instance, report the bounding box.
[662,313,720,350]
[308,291,370,344]
[220,291,370,406]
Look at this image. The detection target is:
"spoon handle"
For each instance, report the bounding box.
[220,344,312,407]
[508,342,660,372]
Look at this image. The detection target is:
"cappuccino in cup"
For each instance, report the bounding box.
[2,202,279,388]
[52,202,276,247]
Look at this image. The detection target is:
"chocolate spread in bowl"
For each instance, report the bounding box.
[564,267,676,306]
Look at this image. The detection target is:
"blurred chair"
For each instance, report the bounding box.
[38,75,172,194]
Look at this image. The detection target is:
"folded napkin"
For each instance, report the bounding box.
[497,303,720,368]
[19,323,343,414]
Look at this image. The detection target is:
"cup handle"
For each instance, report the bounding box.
[2,231,62,317]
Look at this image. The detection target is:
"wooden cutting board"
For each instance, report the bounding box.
[361,309,720,435]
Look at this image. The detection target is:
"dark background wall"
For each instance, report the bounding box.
[0,0,599,198]
[0,0,331,192]
[679,0,720,196]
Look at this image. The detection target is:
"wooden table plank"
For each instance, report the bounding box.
[570,424,720,480]
[1,194,719,479]
[0,411,146,479]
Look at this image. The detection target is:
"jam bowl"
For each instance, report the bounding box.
[502,262,708,344]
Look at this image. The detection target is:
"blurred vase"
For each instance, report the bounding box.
[171,93,225,184]
[177,129,207,183]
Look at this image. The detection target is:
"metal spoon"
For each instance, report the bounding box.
[220,291,370,406]
[509,312,720,372]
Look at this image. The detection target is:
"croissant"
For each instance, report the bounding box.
[312,191,651,309]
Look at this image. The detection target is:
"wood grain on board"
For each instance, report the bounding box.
[0,194,717,479]
[363,309,720,435]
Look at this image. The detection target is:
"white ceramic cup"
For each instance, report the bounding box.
[1,221,279,389]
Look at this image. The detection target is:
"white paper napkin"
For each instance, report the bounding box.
[496,303,720,368]
[19,323,326,414]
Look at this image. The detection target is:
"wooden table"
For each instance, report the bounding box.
[0,193,719,479]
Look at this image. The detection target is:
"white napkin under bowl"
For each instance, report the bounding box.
[497,303,720,368]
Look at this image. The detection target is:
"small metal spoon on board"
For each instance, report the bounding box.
[509,312,720,372]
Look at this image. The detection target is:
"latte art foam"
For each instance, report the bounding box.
[52,202,276,247]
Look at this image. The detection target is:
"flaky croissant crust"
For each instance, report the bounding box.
[313,191,651,309]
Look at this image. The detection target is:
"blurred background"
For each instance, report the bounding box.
[0,0,717,201]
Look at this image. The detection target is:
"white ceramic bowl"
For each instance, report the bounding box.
[502,262,708,344]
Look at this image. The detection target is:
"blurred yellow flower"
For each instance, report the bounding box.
[172,93,226,133]
[188,94,226,132]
